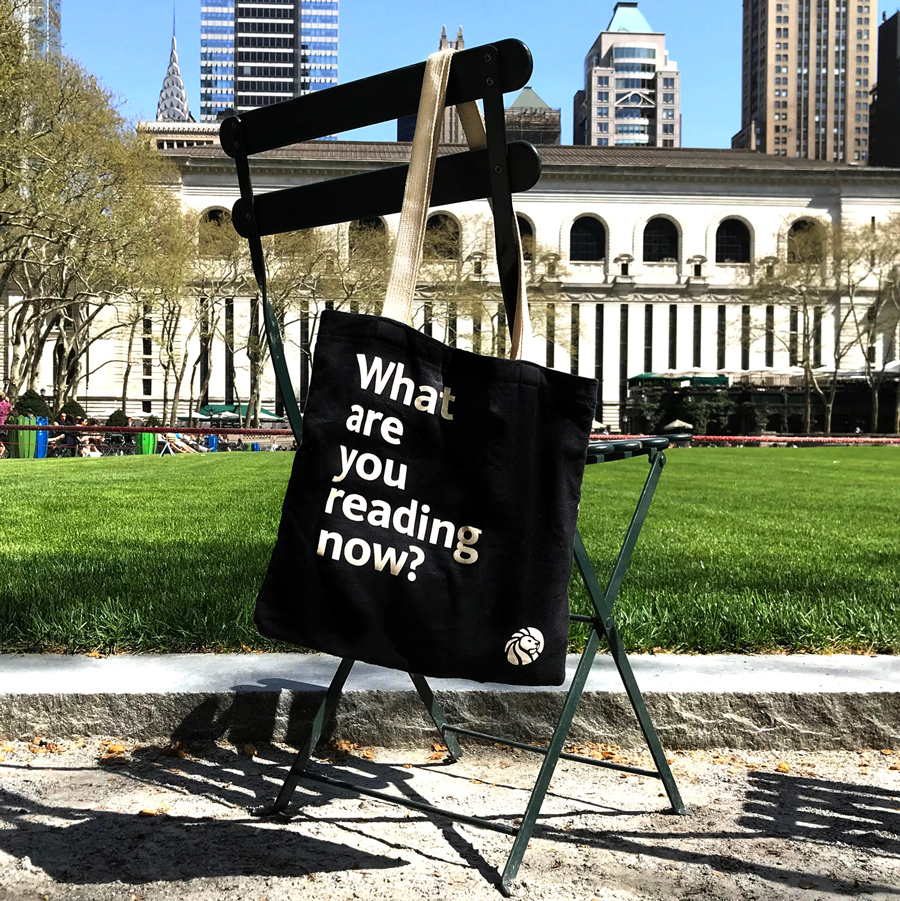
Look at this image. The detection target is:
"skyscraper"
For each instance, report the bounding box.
[732,0,877,164]
[573,2,681,148]
[397,27,465,143]
[16,0,60,57]
[868,12,899,167]
[201,0,338,123]
[157,30,192,122]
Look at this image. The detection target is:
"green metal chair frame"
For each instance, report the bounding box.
[223,39,687,895]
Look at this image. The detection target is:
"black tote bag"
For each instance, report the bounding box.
[255,50,598,686]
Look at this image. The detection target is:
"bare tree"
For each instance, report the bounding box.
[750,221,852,434]
[834,217,900,432]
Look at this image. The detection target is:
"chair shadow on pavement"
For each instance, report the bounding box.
[738,769,900,858]
[0,780,401,886]
[529,768,900,896]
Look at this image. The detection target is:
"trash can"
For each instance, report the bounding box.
[34,417,48,458]
[9,416,36,459]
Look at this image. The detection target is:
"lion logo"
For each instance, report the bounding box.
[505,627,545,666]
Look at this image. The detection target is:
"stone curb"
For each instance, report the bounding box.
[0,653,897,750]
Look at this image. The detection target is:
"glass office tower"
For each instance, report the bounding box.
[200,1,338,122]
[572,2,682,148]
[17,0,61,57]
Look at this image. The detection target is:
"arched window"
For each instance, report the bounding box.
[643,217,679,263]
[198,208,238,258]
[569,217,607,262]
[787,219,824,264]
[348,217,387,261]
[424,214,459,260]
[516,216,534,261]
[716,219,752,264]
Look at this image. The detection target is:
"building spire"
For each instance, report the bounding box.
[156,24,191,122]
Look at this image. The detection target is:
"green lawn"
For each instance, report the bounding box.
[1,447,897,655]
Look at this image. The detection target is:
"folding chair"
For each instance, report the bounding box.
[222,39,687,895]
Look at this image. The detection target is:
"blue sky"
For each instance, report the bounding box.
[60,0,885,145]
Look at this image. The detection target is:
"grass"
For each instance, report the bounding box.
[0,447,897,655]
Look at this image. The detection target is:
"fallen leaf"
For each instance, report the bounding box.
[889,764,899,771]
[137,808,160,817]
[86,650,103,659]
[427,752,444,761]
[2,743,16,753]
[243,744,257,758]
[881,749,894,756]
[362,747,375,761]
[100,754,129,765]
[107,744,127,755]
[432,743,447,752]
[161,742,192,760]
[777,762,790,773]
[798,880,817,890]
[402,763,411,769]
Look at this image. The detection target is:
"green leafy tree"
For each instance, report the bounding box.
[0,5,179,410]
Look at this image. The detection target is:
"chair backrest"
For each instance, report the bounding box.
[221,40,542,439]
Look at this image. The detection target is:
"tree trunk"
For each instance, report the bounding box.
[894,385,900,435]
[870,385,880,433]
[803,370,812,434]
[120,319,140,412]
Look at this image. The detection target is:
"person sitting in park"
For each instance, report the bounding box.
[163,432,208,454]
[0,399,9,458]
[48,412,79,456]
[79,419,103,457]
[123,417,136,453]
[0,391,11,458]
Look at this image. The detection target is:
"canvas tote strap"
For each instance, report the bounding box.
[381,49,532,361]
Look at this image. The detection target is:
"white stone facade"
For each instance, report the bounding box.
[3,139,899,430]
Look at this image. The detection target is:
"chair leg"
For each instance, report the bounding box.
[598,617,688,815]
[260,656,355,816]
[574,527,688,816]
[409,673,463,761]
[498,628,602,895]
